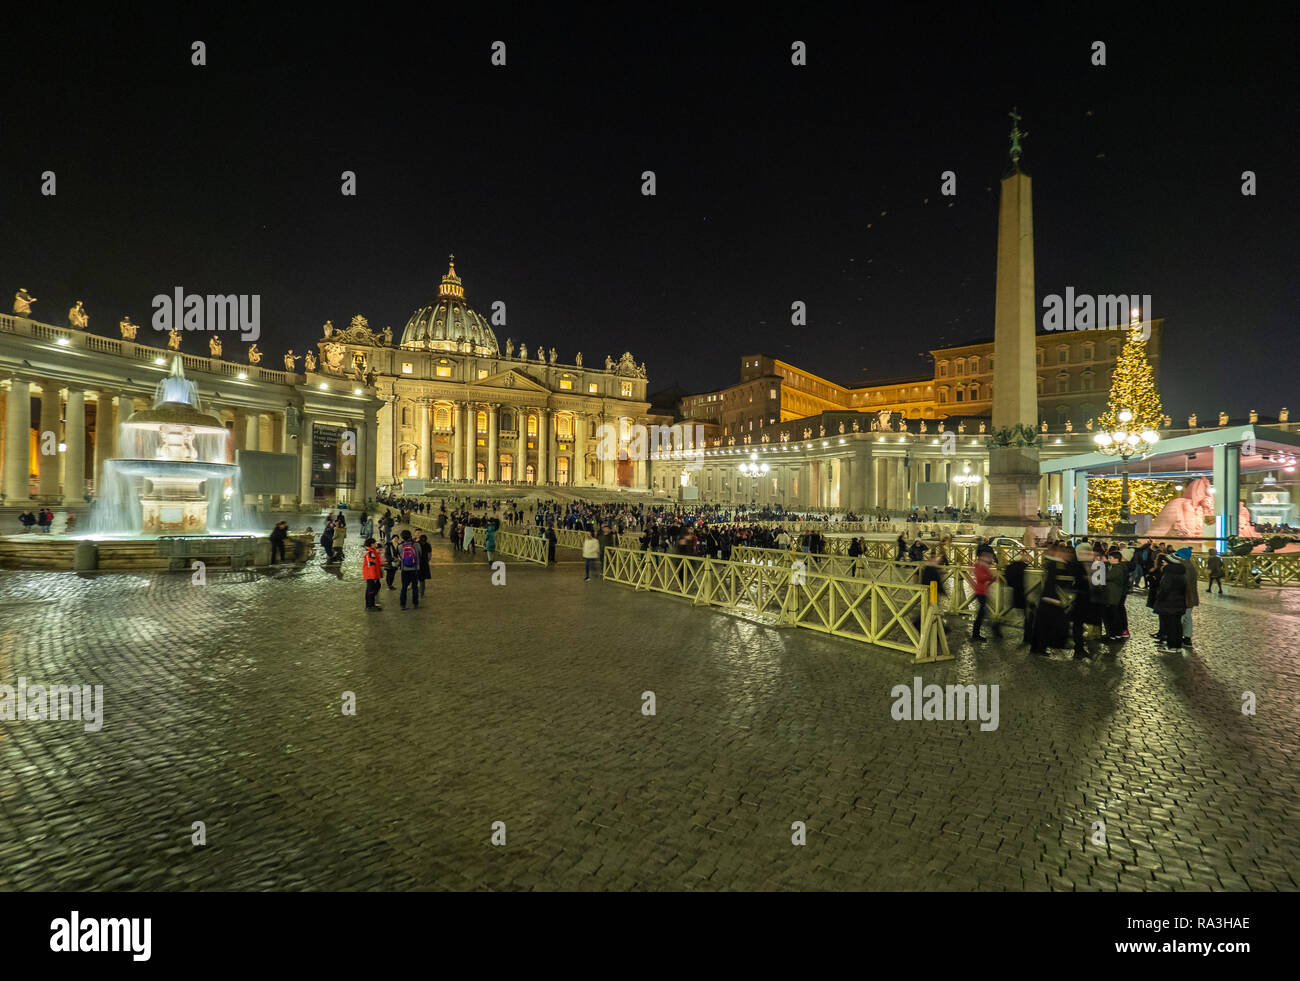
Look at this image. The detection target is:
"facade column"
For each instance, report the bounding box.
[4,378,32,503]
[574,414,586,487]
[37,382,61,499]
[537,408,549,487]
[352,417,367,505]
[64,389,86,504]
[418,400,432,478]
[94,391,115,494]
[842,457,853,512]
[487,403,499,481]
[376,399,393,485]
[299,414,315,507]
[450,401,461,480]
[464,402,477,482]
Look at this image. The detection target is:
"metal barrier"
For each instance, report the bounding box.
[731,544,1046,620]
[602,547,951,662]
[472,526,548,565]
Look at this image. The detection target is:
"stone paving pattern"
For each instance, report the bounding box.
[0,534,1297,891]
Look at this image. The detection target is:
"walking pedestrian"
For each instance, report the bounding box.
[970,548,1002,641]
[418,533,432,597]
[1206,548,1225,594]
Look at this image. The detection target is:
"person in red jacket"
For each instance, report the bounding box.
[362,537,383,611]
[970,548,1003,641]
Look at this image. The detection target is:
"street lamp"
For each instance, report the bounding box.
[1093,408,1159,532]
[952,460,982,509]
[738,451,769,503]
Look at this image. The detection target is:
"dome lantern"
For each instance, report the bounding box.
[399,255,499,356]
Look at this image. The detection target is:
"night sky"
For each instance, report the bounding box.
[4,6,1296,417]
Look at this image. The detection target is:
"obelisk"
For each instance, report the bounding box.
[986,109,1041,525]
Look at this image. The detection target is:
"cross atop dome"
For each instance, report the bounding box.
[438,254,464,300]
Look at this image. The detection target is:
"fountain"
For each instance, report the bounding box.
[90,358,252,536]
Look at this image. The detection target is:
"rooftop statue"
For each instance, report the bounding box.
[304,350,317,371]
[168,328,182,350]
[13,288,37,315]
[519,343,528,361]
[382,326,392,346]
[284,350,298,371]
[69,300,89,329]
[549,347,557,364]
[605,354,613,371]
[248,343,262,364]
[575,352,583,367]
[209,335,222,357]
[322,320,333,337]
[119,316,139,340]
[505,338,514,358]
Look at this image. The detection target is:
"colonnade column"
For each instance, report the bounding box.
[353,417,368,505]
[418,400,431,478]
[64,389,86,504]
[487,404,499,481]
[244,411,261,451]
[94,391,115,494]
[4,378,32,503]
[116,395,135,456]
[37,382,61,499]
[299,413,315,507]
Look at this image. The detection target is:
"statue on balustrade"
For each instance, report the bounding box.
[68,301,89,329]
[382,325,392,346]
[248,343,262,364]
[575,351,583,367]
[209,335,222,357]
[119,316,139,340]
[505,338,514,358]
[322,320,333,338]
[549,347,557,364]
[519,343,528,361]
[605,354,613,371]
[168,328,182,350]
[13,288,37,315]
[304,350,317,371]
[284,350,298,371]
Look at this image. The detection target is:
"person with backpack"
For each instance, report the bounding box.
[398,530,422,609]
[384,534,401,589]
[362,537,383,611]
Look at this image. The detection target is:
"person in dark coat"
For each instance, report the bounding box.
[384,534,401,589]
[896,533,907,561]
[1031,543,1086,658]
[1004,551,1031,641]
[1153,560,1188,648]
[417,533,432,596]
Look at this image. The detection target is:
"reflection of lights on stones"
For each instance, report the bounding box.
[318,382,328,390]
[154,357,167,365]
[56,337,70,346]
[237,372,247,380]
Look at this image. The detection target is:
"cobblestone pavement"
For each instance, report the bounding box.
[1,536,1297,891]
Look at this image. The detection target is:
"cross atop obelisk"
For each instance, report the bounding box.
[1008,107,1028,172]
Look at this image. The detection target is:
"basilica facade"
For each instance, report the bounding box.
[314,260,666,491]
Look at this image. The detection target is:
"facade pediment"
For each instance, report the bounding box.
[476,368,551,393]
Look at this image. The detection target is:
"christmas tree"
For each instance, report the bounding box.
[1095,321,1163,434]
[1087,476,1177,531]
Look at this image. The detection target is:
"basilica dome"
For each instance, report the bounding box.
[399,257,499,356]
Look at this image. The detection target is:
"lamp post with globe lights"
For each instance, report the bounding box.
[738,452,769,503]
[952,460,982,510]
[1093,409,1159,533]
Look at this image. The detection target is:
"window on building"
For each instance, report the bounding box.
[557,415,573,439]
[621,382,633,398]
[769,388,777,400]
[938,387,948,403]
[401,407,412,426]
[527,415,537,436]
[436,365,452,378]
[476,411,487,433]
[402,362,413,374]
[1058,348,1068,363]
[501,411,512,430]
[588,383,598,394]
[434,406,450,429]
[955,361,964,375]
[560,377,572,390]
[955,389,964,402]
[477,369,488,379]
[1057,375,1069,394]
[1083,345,1094,360]
[968,383,979,400]
[1108,340,1119,358]
[937,361,947,377]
